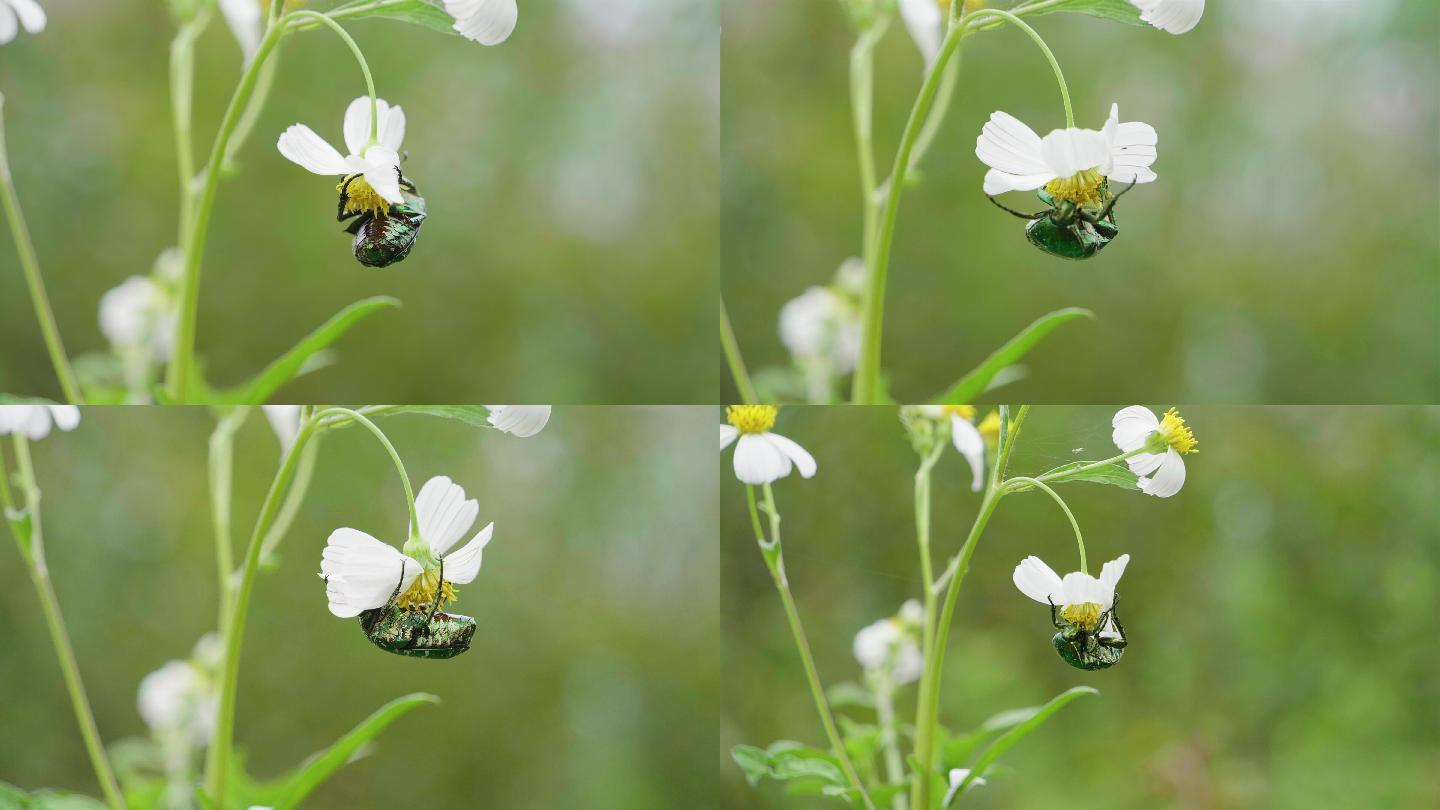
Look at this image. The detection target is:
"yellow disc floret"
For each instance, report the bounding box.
[726,405,778,434]
[940,404,977,421]
[395,568,456,611]
[978,410,1003,443]
[1158,407,1198,455]
[338,174,391,219]
[1061,601,1102,631]
[1045,168,1106,207]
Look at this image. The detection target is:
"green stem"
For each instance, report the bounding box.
[221,53,280,171]
[748,484,877,810]
[171,20,203,244]
[1004,476,1086,573]
[287,11,380,148]
[873,675,907,810]
[259,437,318,563]
[204,416,319,806]
[1031,446,1146,484]
[4,438,126,809]
[907,446,942,810]
[975,9,1073,128]
[208,408,249,625]
[0,94,82,404]
[315,406,418,536]
[851,27,881,277]
[720,296,759,404]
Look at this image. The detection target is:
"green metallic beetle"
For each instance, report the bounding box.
[337,170,428,269]
[356,557,475,660]
[988,180,1136,260]
[1047,593,1127,671]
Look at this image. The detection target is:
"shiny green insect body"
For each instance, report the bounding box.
[1048,594,1127,671]
[356,559,474,659]
[988,181,1135,260]
[338,173,428,268]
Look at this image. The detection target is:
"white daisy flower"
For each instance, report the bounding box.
[1012,553,1129,633]
[485,405,551,437]
[277,96,408,217]
[218,0,262,62]
[320,475,494,618]
[0,0,45,46]
[1111,405,1197,498]
[1129,0,1204,35]
[719,406,816,486]
[99,275,176,362]
[137,634,221,746]
[916,405,986,492]
[778,285,861,374]
[975,103,1158,206]
[853,599,925,685]
[261,405,302,453]
[0,404,79,440]
[442,0,517,46]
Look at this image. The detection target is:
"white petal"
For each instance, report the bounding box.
[1107,105,1159,184]
[763,432,817,479]
[445,0,518,46]
[355,148,404,204]
[414,475,478,557]
[277,125,349,175]
[950,414,985,492]
[344,96,391,157]
[218,0,261,60]
[380,105,406,152]
[852,619,898,671]
[733,433,789,485]
[47,405,80,432]
[897,0,942,70]
[1012,556,1064,605]
[719,424,739,451]
[982,168,1056,196]
[1111,405,1160,452]
[261,405,301,452]
[1139,449,1186,498]
[1060,571,1104,606]
[1039,128,1111,178]
[1130,0,1204,35]
[439,522,493,585]
[0,7,17,45]
[10,0,46,33]
[975,111,1053,190]
[320,528,419,617]
[485,405,552,437]
[1098,553,1130,608]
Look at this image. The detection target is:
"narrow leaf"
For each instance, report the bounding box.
[228,296,400,405]
[1028,461,1140,491]
[731,745,772,786]
[1017,0,1147,26]
[327,0,459,36]
[371,405,494,429]
[272,692,438,809]
[933,308,1092,404]
[948,686,1098,802]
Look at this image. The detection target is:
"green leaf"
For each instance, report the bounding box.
[26,793,108,810]
[1017,0,1147,26]
[946,686,1098,804]
[731,745,772,787]
[370,405,494,429]
[0,781,29,804]
[328,0,460,36]
[225,297,400,405]
[826,681,876,709]
[270,692,439,809]
[1025,461,1139,491]
[770,752,843,784]
[932,308,1092,404]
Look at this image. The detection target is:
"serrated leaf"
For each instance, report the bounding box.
[224,297,400,405]
[932,309,1092,404]
[1027,461,1139,491]
[270,693,438,809]
[730,745,772,786]
[328,0,460,36]
[945,686,1098,805]
[1017,0,1146,26]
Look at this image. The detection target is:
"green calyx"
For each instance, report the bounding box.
[1143,430,1169,455]
[402,534,437,569]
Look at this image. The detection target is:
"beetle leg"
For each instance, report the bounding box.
[987,195,1046,221]
[381,564,406,611]
[1103,603,1128,648]
[426,557,445,624]
[337,174,363,222]
[1080,180,1137,224]
[1047,596,1066,630]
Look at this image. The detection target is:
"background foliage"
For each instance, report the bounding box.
[722,405,1440,808]
[0,406,718,808]
[722,0,1440,403]
[0,0,718,403]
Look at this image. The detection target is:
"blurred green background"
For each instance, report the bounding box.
[0,0,717,403]
[722,406,1440,808]
[0,406,718,808]
[722,1,1440,403]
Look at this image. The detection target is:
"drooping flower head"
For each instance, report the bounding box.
[913,405,986,492]
[485,405,552,437]
[277,96,408,218]
[853,599,925,686]
[321,476,493,617]
[0,404,79,440]
[0,0,45,46]
[719,405,817,485]
[1129,0,1204,34]
[442,0,517,45]
[1013,554,1130,633]
[1111,405,1197,498]
[976,103,1158,207]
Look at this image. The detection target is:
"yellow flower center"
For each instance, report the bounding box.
[394,568,456,611]
[726,405,778,434]
[978,410,1003,442]
[337,174,391,219]
[1061,602,1102,631]
[1158,407,1198,455]
[940,404,976,421]
[1045,168,1106,207]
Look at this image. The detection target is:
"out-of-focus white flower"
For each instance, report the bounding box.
[0,405,79,440]
[853,599,924,685]
[1013,554,1129,633]
[485,405,551,437]
[262,405,302,452]
[137,634,222,746]
[915,405,986,492]
[442,0,517,45]
[897,0,944,71]
[779,286,861,374]
[1111,405,1196,498]
[99,276,176,362]
[321,476,493,617]
[0,0,46,46]
[1129,0,1204,34]
[218,0,262,62]
[277,96,408,213]
[975,103,1158,203]
[944,768,988,804]
[719,406,816,486]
